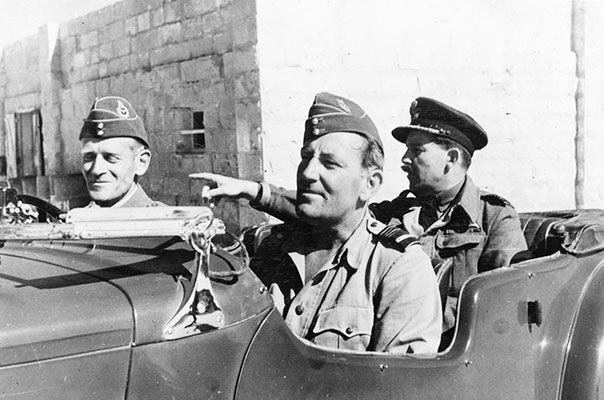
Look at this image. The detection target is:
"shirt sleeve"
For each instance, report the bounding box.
[478,204,527,272]
[370,245,442,354]
[249,183,299,223]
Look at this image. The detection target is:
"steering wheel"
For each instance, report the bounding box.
[16,194,64,222]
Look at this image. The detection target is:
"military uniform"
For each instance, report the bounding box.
[251,96,527,337]
[79,96,163,208]
[249,92,441,353]
[370,177,526,331]
[86,183,165,208]
[251,213,442,354]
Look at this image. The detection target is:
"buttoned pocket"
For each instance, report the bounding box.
[436,231,485,250]
[311,306,373,350]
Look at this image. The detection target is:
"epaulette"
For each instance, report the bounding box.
[480,192,512,207]
[367,219,419,252]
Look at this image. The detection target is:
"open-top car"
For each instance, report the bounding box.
[0,187,603,400]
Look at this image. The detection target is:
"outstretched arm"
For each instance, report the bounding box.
[189,172,299,222]
[189,172,261,200]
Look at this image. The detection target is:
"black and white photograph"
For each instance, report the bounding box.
[0,0,603,398]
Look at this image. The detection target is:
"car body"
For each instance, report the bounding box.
[0,195,603,399]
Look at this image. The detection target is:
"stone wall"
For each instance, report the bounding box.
[0,0,266,230]
[255,0,604,212]
[2,0,603,230]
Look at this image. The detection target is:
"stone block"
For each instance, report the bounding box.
[137,11,151,32]
[150,43,190,67]
[212,31,232,54]
[67,17,88,36]
[99,42,113,60]
[201,11,221,32]
[99,61,109,77]
[188,36,213,58]
[232,17,257,48]
[184,0,220,17]
[211,151,238,176]
[230,0,256,22]
[152,8,165,27]
[95,78,110,95]
[114,38,131,57]
[107,55,130,76]
[107,20,126,42]
[164,1,182,23]
[223,48,257,77]
[159,22,183,45]
[87,47,100,65]
[132,29,161,54]
[233,70,260,99]
[81,64,99,81]
[80,30,98,49]
[156,64,180,82]
[180,57,220,82]
[182,16,203,40]
[130,52,151,71]
[237,151,263,180]
[123,0,163,17]
[73,51,86,69]
[125,16,138,35]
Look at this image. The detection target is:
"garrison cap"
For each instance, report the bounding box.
[392,97,488,155]
[79,96,148,147]
[304,92,383,151]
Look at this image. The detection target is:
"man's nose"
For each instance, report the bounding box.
[299,158,319,181]
[401,149,412,164]
[87,155,108,175]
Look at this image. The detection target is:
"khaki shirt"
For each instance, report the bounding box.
[253,176,527,333]
[251,213,442,354]
[86,184,165,208]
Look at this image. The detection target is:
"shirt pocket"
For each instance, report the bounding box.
[311,306,373,351]
[436,231,484,251]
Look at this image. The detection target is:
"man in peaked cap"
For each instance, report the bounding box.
[192,92,441,353]
[195,96,526,349]
[79,96,164,208]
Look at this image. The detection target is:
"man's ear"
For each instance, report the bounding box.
[360,168,383,201]
[447,148,460,164]
[135,147,151,176]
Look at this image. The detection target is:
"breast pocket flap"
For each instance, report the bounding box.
[313,306,373,339]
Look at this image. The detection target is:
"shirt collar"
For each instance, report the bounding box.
[451,176,482,222]
[332,210,372,271]
[111,183,140,208]
[284,210,372,275]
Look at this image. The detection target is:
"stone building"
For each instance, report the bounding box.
[1,0,603,232]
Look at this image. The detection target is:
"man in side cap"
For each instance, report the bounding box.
[195,97,526,348]
[193,92,441,353]
[79,96,164,207]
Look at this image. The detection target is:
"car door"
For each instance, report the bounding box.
[0,240,133,399]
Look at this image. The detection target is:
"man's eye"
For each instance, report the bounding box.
[106,155,120,163]
[82,154,94,163]
[322,159,339,168]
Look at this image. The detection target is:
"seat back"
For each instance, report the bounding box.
[240,224,278,257]
[514,212,573,262]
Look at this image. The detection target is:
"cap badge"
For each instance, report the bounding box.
[336,98,351,113]
[97,130,104,136]
[311,117,319,125]
[116,100,130,118]
[97,122,104,129]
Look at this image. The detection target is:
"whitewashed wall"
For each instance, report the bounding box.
[256,0,604,212]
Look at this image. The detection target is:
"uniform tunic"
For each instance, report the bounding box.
[252,176,527,332]
[251,212,442,354]
[86,183,165,208]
